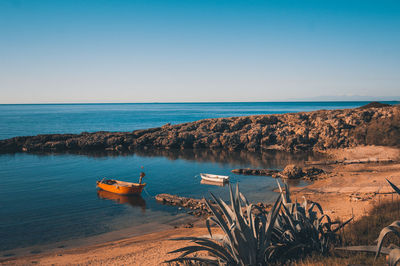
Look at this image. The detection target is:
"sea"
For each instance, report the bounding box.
[0,101,397,256]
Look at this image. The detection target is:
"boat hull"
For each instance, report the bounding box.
[96,179,146,195]
[200,173,229,183]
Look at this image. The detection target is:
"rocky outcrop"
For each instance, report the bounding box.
[155,193,272,218]
[155,193,212,217]
[232,166,324,179]
[1,103,399,153]
[231,168,280,176]
[279,165,304,179]
[358,101,392,109]
[277,165,325,179]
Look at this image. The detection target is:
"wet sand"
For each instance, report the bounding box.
[2,145,400,265]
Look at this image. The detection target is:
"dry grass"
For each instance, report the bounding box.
[343,198,400,246]
[282,252,386,265]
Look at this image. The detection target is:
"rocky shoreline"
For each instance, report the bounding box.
[232,165,325,180]
[231,168,280,176]
[1,102,399,153]
[155,193,272,218]
[155,193,212,217]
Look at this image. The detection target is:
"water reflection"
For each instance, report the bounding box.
[200,179,228,187]
[97,190,146,212]
[31,148,323,169]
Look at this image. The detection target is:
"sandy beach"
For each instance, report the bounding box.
[0,226,212,266]
[2,145,399,265]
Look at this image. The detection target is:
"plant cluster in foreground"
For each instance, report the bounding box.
[166,182,351,265]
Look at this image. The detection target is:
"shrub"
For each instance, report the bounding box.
[166,182,349,265]
[271,182,351,259]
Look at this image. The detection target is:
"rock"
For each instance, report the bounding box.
[232,166,324,180]
[304,166,324,177]
[277,165,324,180]
[183,223,194,228]
[231,168,280,176]
[155,193,212,217]
[358,102,392,109]
[280,164,304,179]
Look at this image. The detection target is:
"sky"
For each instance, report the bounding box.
[0,0,399,103]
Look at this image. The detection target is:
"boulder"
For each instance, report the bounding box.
[304,166,324,177]
[280,164,304,179]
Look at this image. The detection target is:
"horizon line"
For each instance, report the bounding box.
[0,100,399,105]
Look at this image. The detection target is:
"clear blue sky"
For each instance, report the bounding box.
[0,0,399,103]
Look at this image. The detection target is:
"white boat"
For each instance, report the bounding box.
[200,173,229,183]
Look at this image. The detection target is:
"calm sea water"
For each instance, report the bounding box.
[0,102,396,256]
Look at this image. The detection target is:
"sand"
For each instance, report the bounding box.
[0,227,215,266]
[291,145,400,221]
[2,145,400,265]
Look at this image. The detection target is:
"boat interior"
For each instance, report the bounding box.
[101,179,144,187]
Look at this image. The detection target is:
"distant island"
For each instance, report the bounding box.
[1,102,399,153]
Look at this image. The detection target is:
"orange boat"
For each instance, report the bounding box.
[96,179,146,195]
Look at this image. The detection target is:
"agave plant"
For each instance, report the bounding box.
[166,183,282,265]
[272,182,352,259]
[167,181,348,265]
